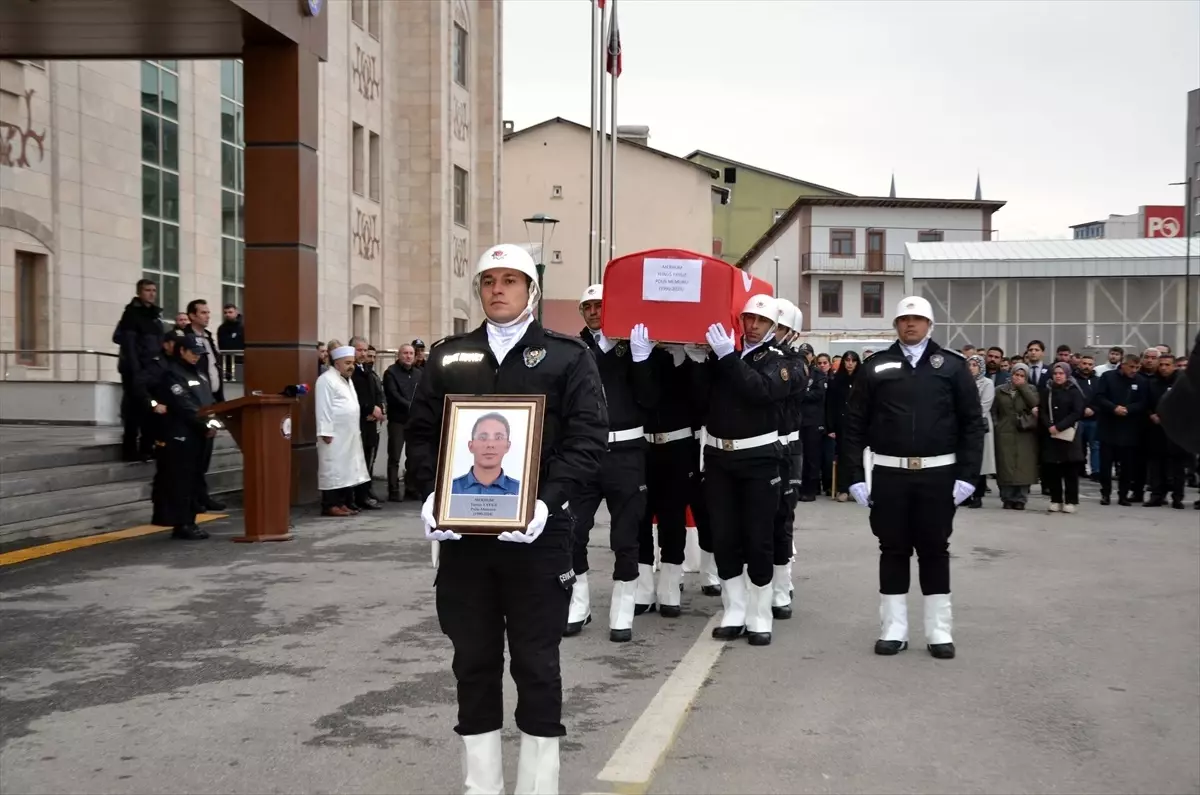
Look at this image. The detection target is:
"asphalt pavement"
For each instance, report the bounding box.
[1,483,1197,795]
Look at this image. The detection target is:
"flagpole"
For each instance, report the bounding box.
[588,0,599,285]
[607,0,618,261]
[597,1,609,276]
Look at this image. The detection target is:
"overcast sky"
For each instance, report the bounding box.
[501,0,1200,241]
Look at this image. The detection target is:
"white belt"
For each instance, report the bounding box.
[645,427,693,444]
[704,431,779,452]
[609,426,645,444]
[694,428,704,439]
[872,453,956,471]
[785,430,800,443]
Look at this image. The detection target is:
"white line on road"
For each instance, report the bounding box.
[596,613,725,792]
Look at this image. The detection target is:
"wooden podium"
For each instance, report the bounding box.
[201,394,297,543]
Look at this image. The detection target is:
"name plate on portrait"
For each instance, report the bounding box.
[642,258,702,303]
[447,495,521,522]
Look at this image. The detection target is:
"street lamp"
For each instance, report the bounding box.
[523,213,560,323]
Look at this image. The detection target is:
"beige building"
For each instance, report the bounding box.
[0,0,500,390]
[500,118,718,334]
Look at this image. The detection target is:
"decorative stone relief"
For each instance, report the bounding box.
[352,45,380,101]
[353,209,380,261]
[452,97,469,143]
[452,232,470,279]
[0,89,46,169]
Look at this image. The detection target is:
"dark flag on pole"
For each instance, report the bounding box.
[606,1,622,77]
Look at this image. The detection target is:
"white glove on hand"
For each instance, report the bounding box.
[629,323,653,363]
[683,344,709,364]
[499,500,549,543]
[952,480,976,506]
[422,493,462,541]
[666,345,687,367]
[849,482,870,507]
[705,324,736,359]
[595,333,616,354]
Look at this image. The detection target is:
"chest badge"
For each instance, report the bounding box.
[930,354,944,369]
[781,367,790,381]
[615,342,628,357]
[523,347,546,368]
[754,350,767,361]
[170,383,185,395]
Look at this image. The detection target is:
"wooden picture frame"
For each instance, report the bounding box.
[433,394,545,535]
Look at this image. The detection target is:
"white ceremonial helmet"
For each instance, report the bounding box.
[893,295,934,323]
[741,293,780,324]
[579,284,603,305]
[474,244,540,327]
[775,298,798,331]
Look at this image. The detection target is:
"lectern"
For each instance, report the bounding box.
[201,394,297,542]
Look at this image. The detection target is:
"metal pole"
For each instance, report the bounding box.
[607,0,618,263]
[1186,176,1194,343]
[588,0,599,285]
[596,2,608,275]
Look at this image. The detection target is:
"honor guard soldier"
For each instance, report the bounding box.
[691,294,792,646]
[636,341,700,618]
[408,244,608,795]
[568,284,659,642]
[841,296,984,660]
[151,333,221,541]
[769,300,806,618]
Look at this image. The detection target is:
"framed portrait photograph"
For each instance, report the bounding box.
[433,395,545,535]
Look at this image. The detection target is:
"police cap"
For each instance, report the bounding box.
[411,338,426,349]
[178,334,206,355]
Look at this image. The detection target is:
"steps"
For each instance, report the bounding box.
[0,430,243,549]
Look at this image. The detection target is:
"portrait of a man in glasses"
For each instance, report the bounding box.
[451,411,522,496]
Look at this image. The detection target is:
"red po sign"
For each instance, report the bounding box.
[1144,205,1183,237]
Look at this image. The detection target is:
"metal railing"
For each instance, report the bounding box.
[1,349,121,382]
[801,252,906,274]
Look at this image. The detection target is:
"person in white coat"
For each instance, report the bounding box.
[316,346,371,517]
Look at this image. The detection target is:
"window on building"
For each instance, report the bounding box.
[352,123,365,195]
[369,306,381,345]
[352,304,366,339]
[351,0,364,28]
[15,251,48,367]
[453,166,468,226]
[551,185,563,199]
[712,238,724,257]
[141,59,180,315]
[830,229,855,256]
[452,23,468,88]
[917,230,944,243]
[551,250,563,264]
[819,280,842,316]
[368,131,381,201]
[220,59,245,313]
[861,281,884,317]
[367,0,381,37]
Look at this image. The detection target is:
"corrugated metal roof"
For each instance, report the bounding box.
[906,238,1193,262]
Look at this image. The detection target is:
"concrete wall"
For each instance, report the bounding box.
[0,382,122,425]
[809,206,989,256]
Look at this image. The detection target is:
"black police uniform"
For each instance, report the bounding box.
[798,358,828,500]
[574,328,658,587]
[694,339,790,604]
[637,349,698,611]
[841,340,983,599]
[772,344,805,584]
[151,345,217,540]
[134,330,182,447]
[405,321,607,740]
[1145,371,1187,507]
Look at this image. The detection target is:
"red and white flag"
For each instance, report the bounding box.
[605,0,622,77]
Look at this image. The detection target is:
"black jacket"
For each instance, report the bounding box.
[824,367,859,437]
[135,353,173,443]
[1039,382,1085,464]
[383,362,421,423]
[1146,372,1185,454]
[580,328,658,444]
[645,349,697,435]
[691,340,791,460]
[217,315,244,351]
[1158,331,1200,455]
[1093,369,1149,447]
[406,321,608,523]
[114,298,164,379]
[799,362,826,429]
[160,359,216,440]
[352,363,385,422]
[1072,370,1099,410]
[842,340,984,485]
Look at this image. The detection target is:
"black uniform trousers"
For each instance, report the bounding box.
[196,435,214,504]
[1099,443,1141,499]
[151,435,204,528]
[637,438,695,566]
[868,466,956,596]
[573,445,646,582]
[1148,450,1186,501]
[690,468,714,554]
[356,421,380,502]
[773,450,799,566]
[705,450,780,587]
[799,425,824,497]
[386,420,406,497]
[121,380,154,459]
[436,529,573,738]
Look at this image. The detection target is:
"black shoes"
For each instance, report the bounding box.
[874,640,907,655]
[610,628,632,643]
[700,584,722,597]
[658,605,681,618]
[633,602,656,616]
[172,524,209,540]
[563,616,591,637]
[360,498,383,510]
[1100,495,1111,505]
[1144,497,1165,508]
[772,605,792,620]
[747,632,771,646]
[711,624,745,640]
[928,643,956,659]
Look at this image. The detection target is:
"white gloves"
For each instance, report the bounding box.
[422,493,462,541]
[499,500,549,543]
[629,324,653,362]
[952,480,976,506]
[705,324,736,359]
[683,344,709,364]
[849,482,870,507]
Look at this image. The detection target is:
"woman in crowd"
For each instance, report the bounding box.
[1039,361,1085,513]
[967,354,996,508]
[824,350,860,502]
[992,363,1041,510]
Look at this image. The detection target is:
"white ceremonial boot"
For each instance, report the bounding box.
[711,574,747,640]
[770,564,793,620]
[683,527,701,572]
[609,579,637,642]
[514,733,559,795]
[745,580,774,646]
[633,562,657,615]
[698,550,722,596]
[563,573,591,637]
[924,593,955,659]
[874,593,909,655]
[656,562,683,618]
[462,730,503,795]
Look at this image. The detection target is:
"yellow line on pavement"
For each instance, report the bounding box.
[0,514,228,567]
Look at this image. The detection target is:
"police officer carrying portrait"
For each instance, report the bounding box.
[841,296,984,660]
[151,333,221,541]
[568,284,658,642]
[407,244,607,795]
[691,294,792,646]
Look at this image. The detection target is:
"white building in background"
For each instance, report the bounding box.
[739,195,1004,349]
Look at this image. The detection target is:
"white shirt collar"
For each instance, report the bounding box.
[900,339,929,365]
[741,332,774,359]
[486,314,535,364]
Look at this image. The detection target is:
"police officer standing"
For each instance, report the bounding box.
[692,294,791,646]
[768,299,805,620]
[408,244,607,795]
[136,328,183,450]
[151,334,220,541]
[568,284,658,642]
[841,296,983,660]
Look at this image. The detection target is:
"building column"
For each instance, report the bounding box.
[242,42,320,504]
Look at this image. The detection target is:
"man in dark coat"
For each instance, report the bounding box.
[114,279,165,461]
[1093,354,1150,506]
